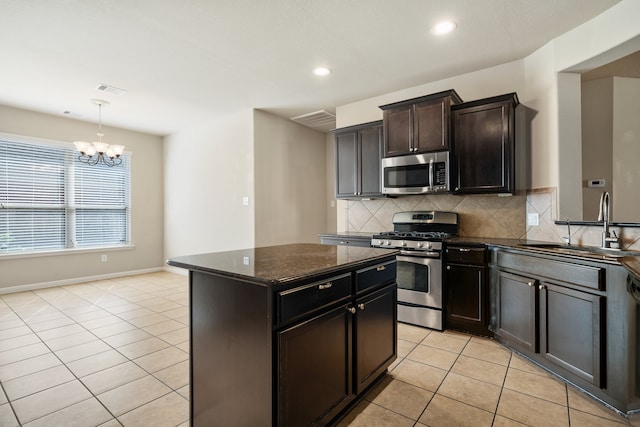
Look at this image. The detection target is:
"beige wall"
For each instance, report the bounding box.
[325,132,337,233]
[582,78,613,220]
[0,104,164,290]
[163,110,255,262]
[612,77,640,222]
[253,110,327,246]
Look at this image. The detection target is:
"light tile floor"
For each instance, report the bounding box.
[0,272,637,426]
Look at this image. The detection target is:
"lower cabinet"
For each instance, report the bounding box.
[492,250,605,388]
[445,245,490,335]
[355,285,397,394]
[540,282,604,387]
[278,305,353,427]
[277,279,397,426]
[494,270,537,352]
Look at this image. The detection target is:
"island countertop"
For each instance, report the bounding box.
[167,243,398,289]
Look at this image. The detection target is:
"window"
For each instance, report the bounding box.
[0,135,131,255]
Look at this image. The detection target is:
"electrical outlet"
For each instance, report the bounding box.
[243,256,250,265]
[527,213,539,227]
[242,196,249,206]
[101,254,108,262]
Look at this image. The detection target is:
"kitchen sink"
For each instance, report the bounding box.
[519,242,640,258]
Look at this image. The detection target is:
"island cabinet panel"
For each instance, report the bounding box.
[451,93,518,194]
[355,284,397,394]
[278,304,353,427]
[190,271,272,427]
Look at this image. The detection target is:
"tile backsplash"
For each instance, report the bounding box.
[340,187,640,250]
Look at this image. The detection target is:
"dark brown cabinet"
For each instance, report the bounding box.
[539,282,604,387]
[494,270,538,352]
[355,284,397,394]
[334,121,383,198]
[452,93,518,194]
[379,90,462,157]
[278,304,353,426]
[492,250,605,388]
[276,261,397,426]
[445,245,491,336]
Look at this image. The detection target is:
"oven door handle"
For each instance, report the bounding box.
[398,251,440,259]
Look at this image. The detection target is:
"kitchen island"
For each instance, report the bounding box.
[167,243,398,427]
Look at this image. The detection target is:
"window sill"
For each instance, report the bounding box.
[0,245,136,260]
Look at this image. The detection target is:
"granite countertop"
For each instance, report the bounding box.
[167,243,398,288]
[448,236,640,280]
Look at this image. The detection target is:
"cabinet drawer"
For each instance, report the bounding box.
[277,274,352,325]
[497,251,604,291]
[355,260,397,294]
[446,246,486,265]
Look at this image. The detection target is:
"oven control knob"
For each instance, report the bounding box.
[417,242,423,248]
[385,240,391,246]
[426,242,433,249]
[400,241,407,247]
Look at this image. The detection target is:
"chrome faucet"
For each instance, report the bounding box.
[563,220,571,246]
[598,191,619,248]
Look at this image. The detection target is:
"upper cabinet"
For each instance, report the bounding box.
[334,121,384,199]
[451,93,519,194]
[379,90,462,157]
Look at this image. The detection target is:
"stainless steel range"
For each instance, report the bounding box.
[371,211,458,330]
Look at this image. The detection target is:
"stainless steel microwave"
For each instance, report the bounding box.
[381,151,450,195]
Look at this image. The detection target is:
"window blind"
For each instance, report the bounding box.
[0,137,131,254]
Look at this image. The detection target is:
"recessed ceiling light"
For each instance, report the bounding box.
[313,67,332,76]
[432,21,457,36]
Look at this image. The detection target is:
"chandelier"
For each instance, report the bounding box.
[73,99,125,167]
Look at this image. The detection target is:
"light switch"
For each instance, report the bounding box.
[527,213,539,227]
[242,196,249,206]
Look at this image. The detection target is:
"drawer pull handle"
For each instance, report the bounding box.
[459,248,471,252]
[339,241,347,244]
[358,303,365,311]
[318,282,333,290]
[376,265,386,272]
[346,306,356,314]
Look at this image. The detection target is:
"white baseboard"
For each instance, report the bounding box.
[0,267,171,295]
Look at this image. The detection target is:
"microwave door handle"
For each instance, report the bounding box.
[429,158,434,190]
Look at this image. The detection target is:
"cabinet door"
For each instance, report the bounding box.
[278,305,353,426]
[494,270,538,352]
[414,98,447,152]
[445,264,488,335]
[335,131,358,198]
[539,282,605,387]
[355,284,397,394]
[383,106,412,157]
[358,125,383,197]
[453,99,514,194]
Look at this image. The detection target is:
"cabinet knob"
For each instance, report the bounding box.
[358,303,365,311]
[346,306,356,314]
[539,284,546,290]
[318,282,333,290]
[527,282,534,287]
[376,265,386,272]
[446,266,451,270]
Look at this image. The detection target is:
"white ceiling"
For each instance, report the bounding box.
[0,0,622,136]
